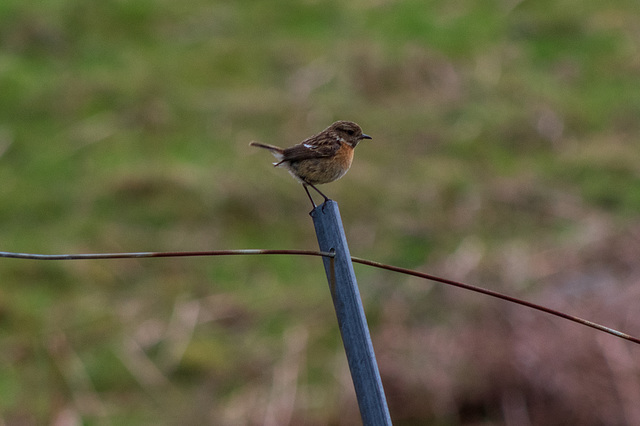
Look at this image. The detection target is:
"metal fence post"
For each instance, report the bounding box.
[311,200,392,425]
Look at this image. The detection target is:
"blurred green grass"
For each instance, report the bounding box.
[1,0,640,424]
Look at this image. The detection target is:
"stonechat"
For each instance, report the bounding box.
[250,121,371,208]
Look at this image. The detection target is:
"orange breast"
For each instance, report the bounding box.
[290,145,355,185]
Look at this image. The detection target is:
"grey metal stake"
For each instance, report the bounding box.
[311,200,392,425]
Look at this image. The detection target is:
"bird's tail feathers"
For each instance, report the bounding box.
[249,141,283,152]
[249,141,284,163]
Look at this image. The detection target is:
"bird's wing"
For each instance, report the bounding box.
[281,134,341,163]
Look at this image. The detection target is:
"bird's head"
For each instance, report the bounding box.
[328,121,372,148]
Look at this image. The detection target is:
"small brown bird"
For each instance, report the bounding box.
[250,121,371,208]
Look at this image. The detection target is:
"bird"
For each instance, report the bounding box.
[250,121,372,208]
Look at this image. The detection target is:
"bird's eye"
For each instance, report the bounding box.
[346,129,355,135]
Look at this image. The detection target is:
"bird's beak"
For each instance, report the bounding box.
[360,133,372,140]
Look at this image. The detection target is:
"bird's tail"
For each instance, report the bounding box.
[249,142,283,153]
[249,141,284,163]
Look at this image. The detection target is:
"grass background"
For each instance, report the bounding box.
[1,0,640,424]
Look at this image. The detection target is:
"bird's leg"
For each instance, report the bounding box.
[308,184,330,204]
[307,183,331,210]
[303,184,317,209]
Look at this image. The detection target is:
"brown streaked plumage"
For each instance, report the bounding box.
[250,121,372,208]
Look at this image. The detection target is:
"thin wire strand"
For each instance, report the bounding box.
[0,249,637,344]
[350,256,640,345]
[0,249,335,260]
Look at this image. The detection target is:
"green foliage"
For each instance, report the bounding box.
[1,0,639,423]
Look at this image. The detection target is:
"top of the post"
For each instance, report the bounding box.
[309,200,339,219]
